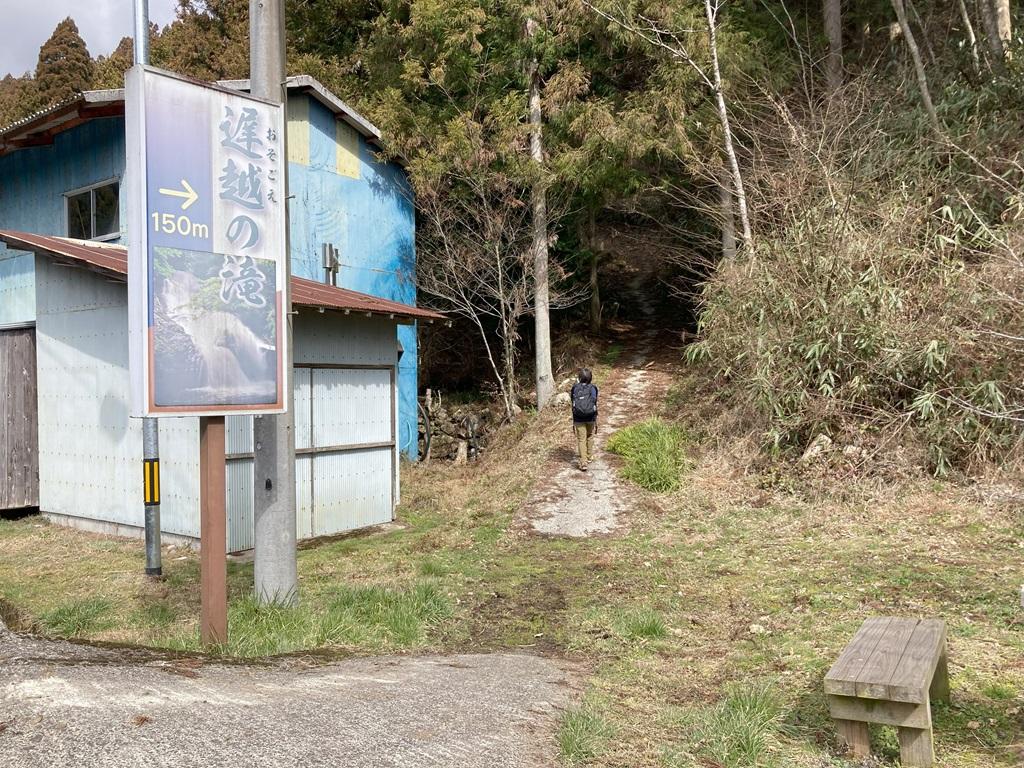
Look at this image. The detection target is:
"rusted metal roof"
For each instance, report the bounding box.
[0,229,444,324]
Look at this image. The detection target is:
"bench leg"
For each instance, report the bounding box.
[898,726,934,767]
[929,646,950,704]
[835,719,871,758]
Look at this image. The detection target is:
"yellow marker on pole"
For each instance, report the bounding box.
[143,458,160,506]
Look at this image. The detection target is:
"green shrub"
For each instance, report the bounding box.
[606,419,689,493]
[686,82,1024,475]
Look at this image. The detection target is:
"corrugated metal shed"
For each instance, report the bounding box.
[18,244,422,550]
[0,229,444,324]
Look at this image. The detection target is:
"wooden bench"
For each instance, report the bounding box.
[825,617,949,767]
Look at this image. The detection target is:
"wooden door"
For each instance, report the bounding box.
[0,327,39,509]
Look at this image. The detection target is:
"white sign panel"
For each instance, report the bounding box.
[127,66,288,417]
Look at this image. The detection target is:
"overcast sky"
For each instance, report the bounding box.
[1,0,179,78]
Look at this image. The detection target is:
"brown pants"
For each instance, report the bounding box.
[574,421,596,466]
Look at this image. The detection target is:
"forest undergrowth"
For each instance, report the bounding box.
[687,69,1024,477]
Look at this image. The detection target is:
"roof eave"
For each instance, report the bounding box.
[0,230,444,324]
[0,93,125,156]
[218,75,381,140]
[0,77,409,169]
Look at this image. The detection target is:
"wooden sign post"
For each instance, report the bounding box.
[199,416,227,645]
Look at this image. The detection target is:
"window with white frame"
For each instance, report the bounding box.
[66,180,120,240]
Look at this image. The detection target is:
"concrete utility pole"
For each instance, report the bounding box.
[134,0,162,578]
[251,0,298,605]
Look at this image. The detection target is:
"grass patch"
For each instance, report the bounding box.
[418,557,447,577]
[189,583,454,657]
[673,682,784,768]
[1,363,1022,767]
[135,601,177,628]
[559,705,610,766]
[327,582,452,645]
[41,597,114,636]
[606,418,689,493]
[600,343,623,366]
[616,607,668,641]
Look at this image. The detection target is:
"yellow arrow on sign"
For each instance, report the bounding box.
[158,179,199,211]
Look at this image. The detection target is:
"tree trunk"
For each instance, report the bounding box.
[891,0,942,135]
[978,0,1007,69]
[527,18,555,409]
[503,324,518,415]
[994,0,1012,59]
[907,0,939,68]
[704,0,753,248]
[719,168,736,260]
[585,211,601,333]
[958,0,982,76]
[823,0,844,91]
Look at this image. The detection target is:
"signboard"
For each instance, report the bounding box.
[127,66,287,417]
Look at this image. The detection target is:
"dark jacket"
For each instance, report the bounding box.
[571,382,599,423]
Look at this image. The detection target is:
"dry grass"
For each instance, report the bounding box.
[1,369,1022,766]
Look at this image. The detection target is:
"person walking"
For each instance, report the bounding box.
[571,368,599,471]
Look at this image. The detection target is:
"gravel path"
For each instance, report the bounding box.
[0,621,576,768]
[519,268,678,538]
[524,330,660,537]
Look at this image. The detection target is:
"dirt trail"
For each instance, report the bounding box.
[519,289,677,537]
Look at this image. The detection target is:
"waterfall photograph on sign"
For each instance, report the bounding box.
[126,65,288,416]
[152,246,277,406]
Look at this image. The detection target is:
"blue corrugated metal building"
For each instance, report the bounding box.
[0,76,421,458]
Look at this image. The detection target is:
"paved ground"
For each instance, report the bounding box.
[0,621,576,768]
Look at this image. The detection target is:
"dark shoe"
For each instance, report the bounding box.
[580,462,589,472]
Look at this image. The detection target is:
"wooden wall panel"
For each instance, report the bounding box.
[0,327,39,509]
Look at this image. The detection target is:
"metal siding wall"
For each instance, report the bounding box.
[0,119,127,326]
[293,312,396,366]
[226,415,254,453]
[0,256,36,326]
[224,370,311,551]
[312,368,391,446]
[159,420,201,540]
[308,366,393,536]
[294,369,314,540]
[225,415,254,551]
[313,447,393,533]
[294,368,312,449]
[33,258,201,538]
[226,459,254,552]
[296,455,313,540]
